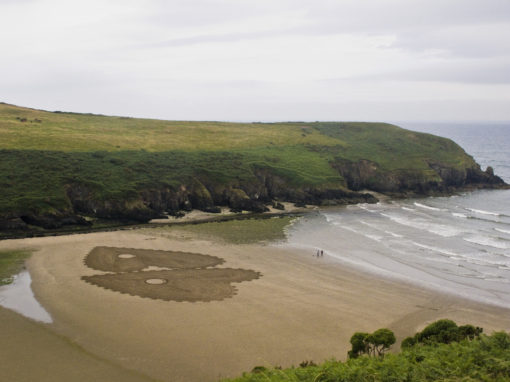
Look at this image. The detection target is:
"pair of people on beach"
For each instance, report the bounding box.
[315,249,324,257]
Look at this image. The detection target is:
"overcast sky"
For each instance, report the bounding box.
[1,0,510,122]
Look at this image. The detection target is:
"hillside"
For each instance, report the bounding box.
[0,102,505,234]
[222,329,510,382]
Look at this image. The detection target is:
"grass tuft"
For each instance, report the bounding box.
[0,249,32,285]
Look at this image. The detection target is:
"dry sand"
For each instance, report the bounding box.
[149,202,308,224]
[1,228,510,382]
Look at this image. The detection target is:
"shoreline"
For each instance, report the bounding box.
[2,183,509,241]
[0,227,509,381]
[0,203,311,241]
[286,239,510,311]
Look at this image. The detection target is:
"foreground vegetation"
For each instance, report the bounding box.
[224,320,510,382]
[0,249,31,285]
[1,102,504,235]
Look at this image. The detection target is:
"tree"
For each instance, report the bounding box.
[458,324,483,340]
[370,328,396,356]
[348,332,370,359]
[348,329,395,359]
[417,319,459,344]
[401,336,416,349]
[402,319,484,349]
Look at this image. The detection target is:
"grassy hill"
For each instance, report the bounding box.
[0,102,504,234]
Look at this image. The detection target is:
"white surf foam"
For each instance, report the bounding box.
[358,204,378,213]
[414,202,444,211]
[380,213,462,237]
[411,242,460,258]
[385,230,403,238]
[466,208,500,217]
[340,225,382,242]
[364,234,382,242]
[463,235,510,250]
[359,220,403,238]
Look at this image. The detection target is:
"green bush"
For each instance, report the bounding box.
[402,319,483,348]
[223,322,510,382]
[348,328,396,358]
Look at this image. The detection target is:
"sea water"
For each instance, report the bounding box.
[286,123,510,308]
[0,270,52,323]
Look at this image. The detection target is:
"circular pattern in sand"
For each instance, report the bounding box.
[145,278,167,285]
[118,254,135,259]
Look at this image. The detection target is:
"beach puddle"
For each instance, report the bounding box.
[0,271,52,323]
[82,246,261,302]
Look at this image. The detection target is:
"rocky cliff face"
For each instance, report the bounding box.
[0,157,507,234]
[332,158,506,195]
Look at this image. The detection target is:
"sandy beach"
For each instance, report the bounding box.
[1,225,510,382]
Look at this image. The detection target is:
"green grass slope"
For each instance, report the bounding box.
[222,331,510,382]
[0,103,472,168]
[0,102,502,232]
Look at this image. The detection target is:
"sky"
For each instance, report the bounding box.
[1,0,510,122]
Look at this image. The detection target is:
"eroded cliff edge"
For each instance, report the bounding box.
[0,149,505,235]
[0,103,507,236]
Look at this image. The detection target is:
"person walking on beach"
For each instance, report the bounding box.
[320,250,324,257]
[316,249,320,257]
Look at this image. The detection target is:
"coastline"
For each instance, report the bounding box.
[0,203,311,241]
[0,225,509,381]
[2,181,508,241]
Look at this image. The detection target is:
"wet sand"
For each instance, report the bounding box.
[1,229,509,382]
[0,305,155,382]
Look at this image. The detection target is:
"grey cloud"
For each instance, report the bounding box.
[398,63,510,84]
[392,24,510,57]
[306,0,510,30]
[321,59,510,85]
[128,0,510,59]
[142,0,510,31]
[2,0,510,122]
[302,0,510,58]
[0,0,38,4]
[138,0,283,28]
[133,29,286,49]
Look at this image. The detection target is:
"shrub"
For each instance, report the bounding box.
[348,329,396,358]
[409,319,483,346]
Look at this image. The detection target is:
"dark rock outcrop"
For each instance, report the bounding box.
[332,158,507,196]
[466,166,506,185]
[20,213,90,229]
[0,217,28,231]
[226,188,269,213]
[272,202,285,210]
[188,179,214,209]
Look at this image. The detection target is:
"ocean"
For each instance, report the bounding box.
[286,123,510,308]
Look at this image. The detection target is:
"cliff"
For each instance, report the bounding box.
[0,103,506,235]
